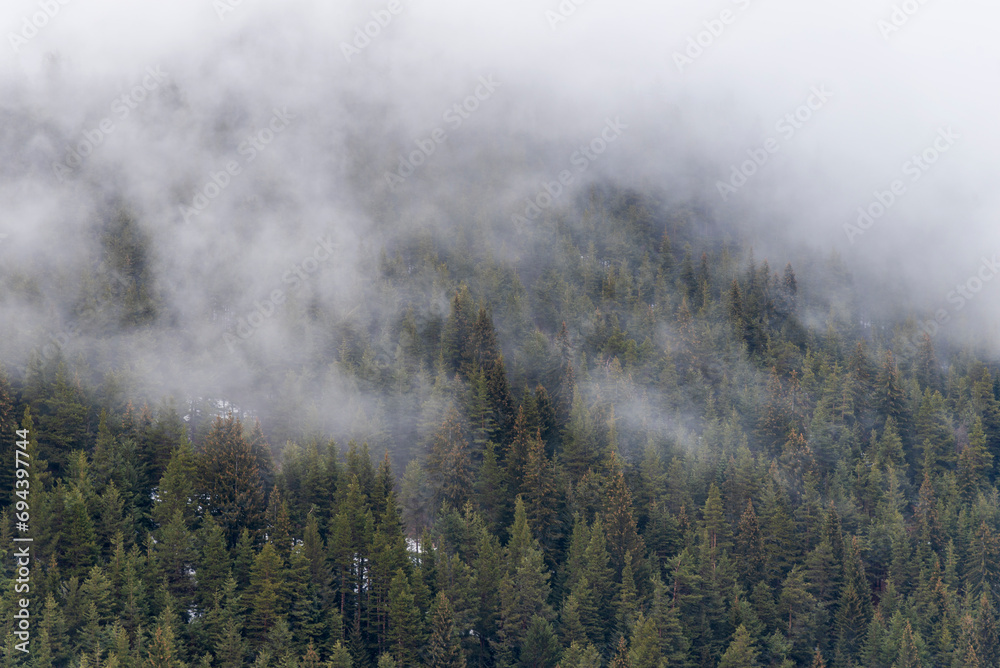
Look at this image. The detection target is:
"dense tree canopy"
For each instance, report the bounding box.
[2,188,1000,667]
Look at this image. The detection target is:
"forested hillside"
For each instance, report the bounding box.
[1,187,998,668]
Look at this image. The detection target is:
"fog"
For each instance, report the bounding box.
[2,0,998,445]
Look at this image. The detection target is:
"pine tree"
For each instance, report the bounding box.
[914,334,941,392]
[875,416,905,471]
[561,388,596,478]
[198,415,267,546]
[442,286,475,375]
[559,593,588,648]
[965,521,1000,604]
[386,569,422,666]
[400,459,434,539]
[428,592,466,668]
[487,355,516,444]
[376,653,398,668]
[470,306,502,370]
[718,624,761,668]
[156,509,196,604]
[975,590,999,667]
[499,498,554,654]
[472,526,504,652]
[505,406,532,491]
[327,640,354,668]
[38,362,87,475]
[913,390,955,477]
[266,488,293,560]
[301,642,323,668]
[895,619,922,668]
[247,418,276,492]
[626,613,662,668]
[146,610,184,668]
[580,517,614,646]
[427,404,474,509]
[778,566,816,661]
[0,363,15,503]
[757,368,790,453]
[208,578,246,668]
[613,552,639,639]
[61,484,100,579]
[759,474,796,585]
[521,430,559,554]
[958,417,992,501]
[520,615,561,668]
[602,454,645,572]
[834,581,869,666]
[874,350,906,425]
[701,482,731,562]
[195,513,232,609]
[559,641,602,668]
[648,572,689,665]
[247,542,287,643]
[609,635,631,668]
[679,246,697,301]
[474,441,508,534]
[781,263,798,314]
[736,500,766,589]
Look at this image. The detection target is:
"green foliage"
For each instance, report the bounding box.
[9,190,1000,668]
[197,415,268,546]
[427,592,466,668]
[718,624,761,668]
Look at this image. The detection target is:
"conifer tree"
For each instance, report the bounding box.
[608,635,631,668]
[736,499,766,589]
[38,362,87,474]
[505,406,532,488]
[247,542,287,643]
[561,388,596,478]
[442,286,475,375]
[386,569,422,666]
[156,509,196,604]
[198,415,267,546]
[875,416,905,471]
[717,624,761,668]
[427,404,474,509]
[874,350,906,426]
[487,354,516,445]
[559,641,602,668]
[914,334,941,392]
[470,306,502,370]
[626,613,661,668]
[558,593,588,648]
[466,367,496,459]
[520,616,561,668]
[521,430,559,553]
[958,417,992,501]
[428,592,466,668]
[701,482,731,560]
[965,521,1000,604]
[327,640,354,668]
[472,526,504,651]
[0,363,15,503]
[602,454,645,572]
[975,590,999,667]
[474,441,507,534]
[499,498,553,654]
[152,435,198,529]
[613,552,638,639]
